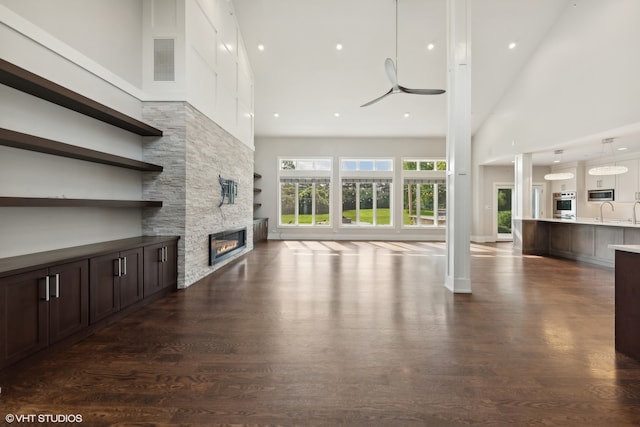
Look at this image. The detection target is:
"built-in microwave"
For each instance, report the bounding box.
[587,189,614,202]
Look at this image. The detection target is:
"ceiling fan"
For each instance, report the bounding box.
[360,0,446,107]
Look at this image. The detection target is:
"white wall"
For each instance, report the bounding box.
[0,0,143,88]
[254,136,447,241]
[473,0,640,165]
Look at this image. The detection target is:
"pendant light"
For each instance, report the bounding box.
[544,150,575,181]
[588,138,628,176]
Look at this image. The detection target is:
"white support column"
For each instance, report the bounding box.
[445,0,472,293]
[513,153,533,251]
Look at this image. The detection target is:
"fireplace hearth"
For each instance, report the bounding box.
[209,227,247,265]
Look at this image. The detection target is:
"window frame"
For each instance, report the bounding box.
[339,157,394,228]
[278,157,332,227]
[401,158,447,228]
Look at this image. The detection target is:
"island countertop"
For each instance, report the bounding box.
[515,218,640,267]
[534,217,640,228]
[609,244,640,254]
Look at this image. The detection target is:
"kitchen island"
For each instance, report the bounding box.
[609,245,640,361]
[514,218,640,267]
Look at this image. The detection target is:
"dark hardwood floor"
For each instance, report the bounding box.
[2,240,640,426]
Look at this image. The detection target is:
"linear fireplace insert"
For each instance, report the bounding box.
[209,227,247,265]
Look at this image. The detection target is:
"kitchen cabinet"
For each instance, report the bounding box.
[89,248,143,324]
[585,165,616,191]
[143,241,178,297]
[550,168,576,193]
[616,159,639,202]
[0,260,88,369]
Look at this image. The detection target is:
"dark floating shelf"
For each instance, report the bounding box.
[0,59,163,137]
[0,197,162,208]
[0,128,163,172]
[253,172,262,179]
[253,188,262,193]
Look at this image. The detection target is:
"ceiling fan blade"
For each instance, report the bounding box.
[384,58,398,88]
[399,85,446,95]
[360,88,394,107]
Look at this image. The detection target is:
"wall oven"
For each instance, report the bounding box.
[553,191,577,219]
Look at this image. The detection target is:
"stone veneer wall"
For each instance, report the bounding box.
[142,102,254,289]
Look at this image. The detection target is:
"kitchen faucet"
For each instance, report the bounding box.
[600,201,614,223]
[634,201,640,225]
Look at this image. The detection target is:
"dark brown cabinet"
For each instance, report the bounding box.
[143,241,178,298]
[0,236,178,370]
[48,260,90,343]
[0,260,88,369]
[90,248,143,324]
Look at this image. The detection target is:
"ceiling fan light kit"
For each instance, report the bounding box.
[360,0,445,107]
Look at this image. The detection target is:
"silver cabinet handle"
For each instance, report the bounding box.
[122,256,127,276]
[163,246,167,262]
[47,274,60,298]
[115,257,122,277]
[158,247,163,262]
[54,273,60,298]
[43,275,50,301]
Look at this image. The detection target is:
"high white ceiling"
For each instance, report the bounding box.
[233,0,639,166]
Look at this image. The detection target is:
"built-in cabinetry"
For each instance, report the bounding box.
[0,259,88,369]
[615,159,640,202]
[253,172,262,210]
[550,168,577,193]
[0,60,181,371]
[253,172,267,243]
[253,218,268,243]
[0,236,179,370]
[90,247,143,323]
[143,242,178,297]
[585,168,616,191]
[0,60,164,208]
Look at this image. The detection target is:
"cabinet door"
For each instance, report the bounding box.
[49,260,89,344]
[616,159,639,202]
[89,252,120,324]
[163,242,178,290]
[0,269,48,369]
[119,247,143,309]
[586,166,616,190]
[143,242,163,297]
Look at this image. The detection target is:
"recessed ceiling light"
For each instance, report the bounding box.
[257,44,265,51]
[427,43,435,51]
[404,112,410,118]
[336,43,343,51]
[508,42,517,50]
[334,112,340,118]
[273,113,279,118]
[618,147,628,151]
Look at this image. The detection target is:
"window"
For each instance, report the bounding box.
[340,158,393,226]
[279,158,331,226]
[402,159,447,227]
